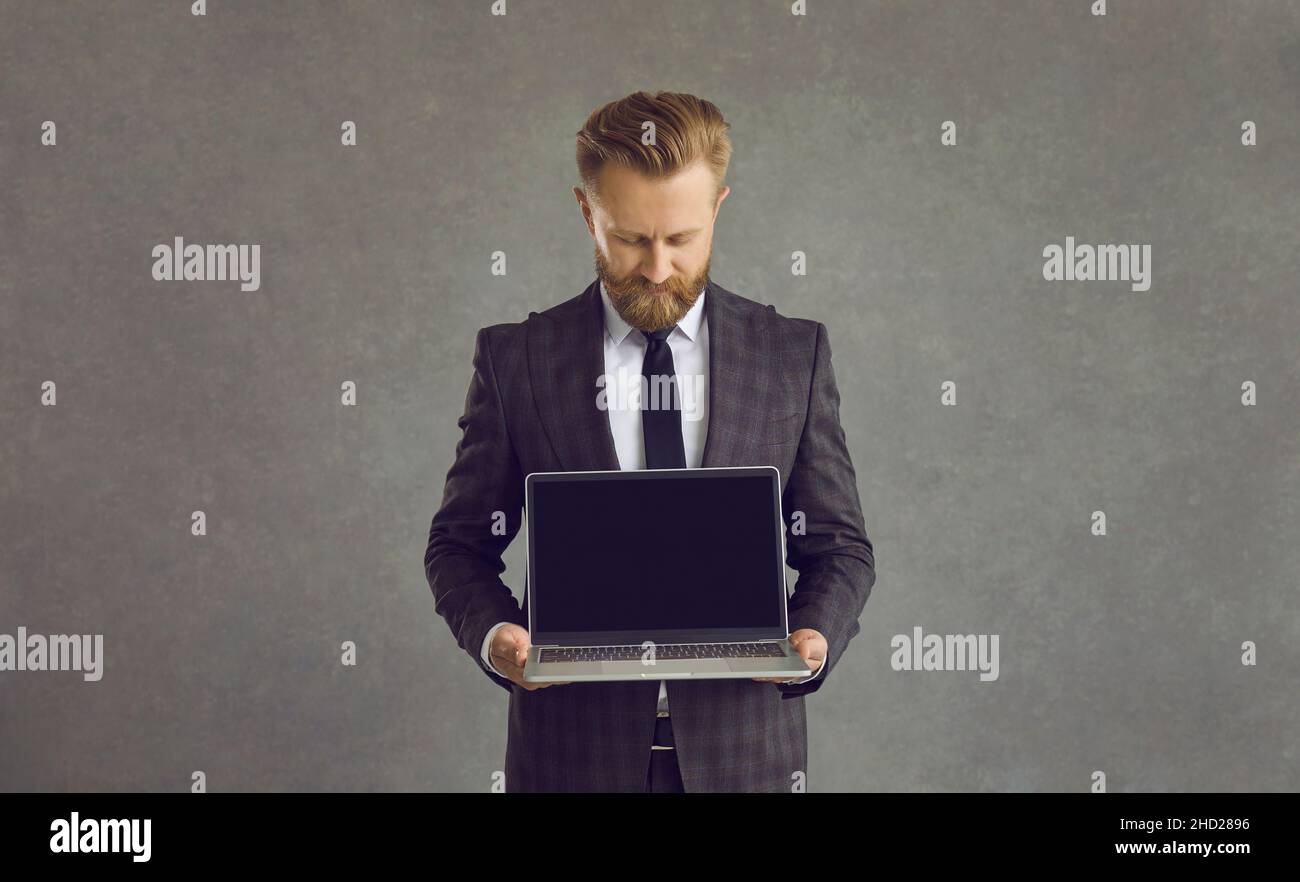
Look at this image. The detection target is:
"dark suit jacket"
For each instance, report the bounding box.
[424,278,876,792]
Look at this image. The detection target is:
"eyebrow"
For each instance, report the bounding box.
[611,228,703,239]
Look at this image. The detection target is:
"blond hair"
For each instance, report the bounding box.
[576,90,732,207]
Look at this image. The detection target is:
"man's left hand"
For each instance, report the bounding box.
[753,628,826,684]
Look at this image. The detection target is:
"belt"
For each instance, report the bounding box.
[652,712,675,750]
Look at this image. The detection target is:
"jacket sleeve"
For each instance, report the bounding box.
[424,327,527,695]
[778,322,877,700]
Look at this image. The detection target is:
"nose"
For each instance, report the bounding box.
[641,243,674,285]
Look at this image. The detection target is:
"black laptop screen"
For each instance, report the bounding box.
[527,470,785,640]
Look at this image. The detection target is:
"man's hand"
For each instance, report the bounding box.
[490,623,572,690]
[753,628,826,684]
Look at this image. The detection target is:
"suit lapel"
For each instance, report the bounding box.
[527,280,621,472]
[701,281,765,468]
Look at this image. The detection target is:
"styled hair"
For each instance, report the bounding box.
[576,90,732,207]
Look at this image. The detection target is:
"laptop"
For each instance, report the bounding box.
[522,465,815,683]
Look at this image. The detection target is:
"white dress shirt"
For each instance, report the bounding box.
[480,279,823,714]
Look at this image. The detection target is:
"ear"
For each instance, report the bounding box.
[575,187,595,236]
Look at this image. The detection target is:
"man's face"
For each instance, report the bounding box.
[577,160,729,332]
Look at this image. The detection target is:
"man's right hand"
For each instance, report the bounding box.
[490,623,571,690]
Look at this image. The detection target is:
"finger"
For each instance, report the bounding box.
[495,633,528,670]
[492,646,522,672]
[791,638,826,668]
[512,633,530,667]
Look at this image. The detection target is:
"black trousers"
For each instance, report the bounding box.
[645,714,684,793]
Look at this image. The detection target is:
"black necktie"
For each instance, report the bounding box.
[640,328,687,469]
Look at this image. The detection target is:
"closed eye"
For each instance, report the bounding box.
[619,235,694,246]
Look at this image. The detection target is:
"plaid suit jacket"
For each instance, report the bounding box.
[424,278,876,792]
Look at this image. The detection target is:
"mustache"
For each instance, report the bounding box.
[615,279,687,296]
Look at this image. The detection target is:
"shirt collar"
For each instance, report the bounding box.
[598,278,708,346]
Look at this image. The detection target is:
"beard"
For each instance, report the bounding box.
[594,245,710,333]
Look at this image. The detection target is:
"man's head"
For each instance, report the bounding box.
[574,91,732,332]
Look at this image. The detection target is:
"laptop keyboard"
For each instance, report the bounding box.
[539,642,787,662]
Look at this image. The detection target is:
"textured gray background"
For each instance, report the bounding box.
[2,0,1297,792]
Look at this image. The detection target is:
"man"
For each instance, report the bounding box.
[424,90,875,792]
